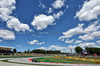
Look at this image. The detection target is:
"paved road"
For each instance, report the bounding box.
[0,58,39,66]
[0,62,38,66]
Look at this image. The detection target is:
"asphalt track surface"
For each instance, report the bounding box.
[0,57,100,66]
[0,58,39,66]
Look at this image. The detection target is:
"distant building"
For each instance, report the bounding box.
[82,50,87,55]
[0,46,14,55]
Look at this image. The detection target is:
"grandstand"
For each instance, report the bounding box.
[0,46,14,55]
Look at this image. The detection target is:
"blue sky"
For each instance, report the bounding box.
[0,0,100,52]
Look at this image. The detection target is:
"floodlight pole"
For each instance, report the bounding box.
[70,47,72,55]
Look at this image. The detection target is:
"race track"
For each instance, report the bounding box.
[0,57,100,66]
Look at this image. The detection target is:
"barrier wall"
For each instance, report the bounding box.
[55,55,100,62]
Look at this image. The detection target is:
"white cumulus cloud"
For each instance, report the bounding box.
[38,47,47,50]
[65,39,75,43]
[74,40,82,44]
[76,0,100,21]
[0,39,2,42]
[28,40,38,45]
[38,45,76,52]
[59,21,100,41]
[79,31,100,41]
[53,11,64,19]
[96,40,100,45]
[0,29,15,40]
[0,0,29,31]
[16,45,21,47]
[84,21,100,33]
[7,17,29,32]
[38,1,46,9]
[48,8,53,14]
[79,42,95,48]
[31,14,55,30]
[39,44,100,52]
[28,40,44,45]
[58,24,84,40]
[52,0,65,9]
[79,34,94,41]
[66,5,69,8]
[37,41,45,45]
[0,0,16,21]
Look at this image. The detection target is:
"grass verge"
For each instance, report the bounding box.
[32,57,97,64]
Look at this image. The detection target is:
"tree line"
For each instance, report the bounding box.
[75,46,100,55]
[24,49,61,54]
[13,49,61,54]
[13,46,100,55]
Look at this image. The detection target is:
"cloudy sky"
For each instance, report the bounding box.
[0,0,100,52]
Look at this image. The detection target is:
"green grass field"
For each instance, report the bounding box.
[32,56,97,64]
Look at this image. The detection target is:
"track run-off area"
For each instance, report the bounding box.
[0,57,100,66]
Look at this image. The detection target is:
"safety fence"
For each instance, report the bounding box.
[0,56,35,58]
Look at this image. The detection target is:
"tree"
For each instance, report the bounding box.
[75,46,83,54]
[13,48,17,53]
[28,49,30,53]
[24,50,27,53]
[85,47,100,55]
